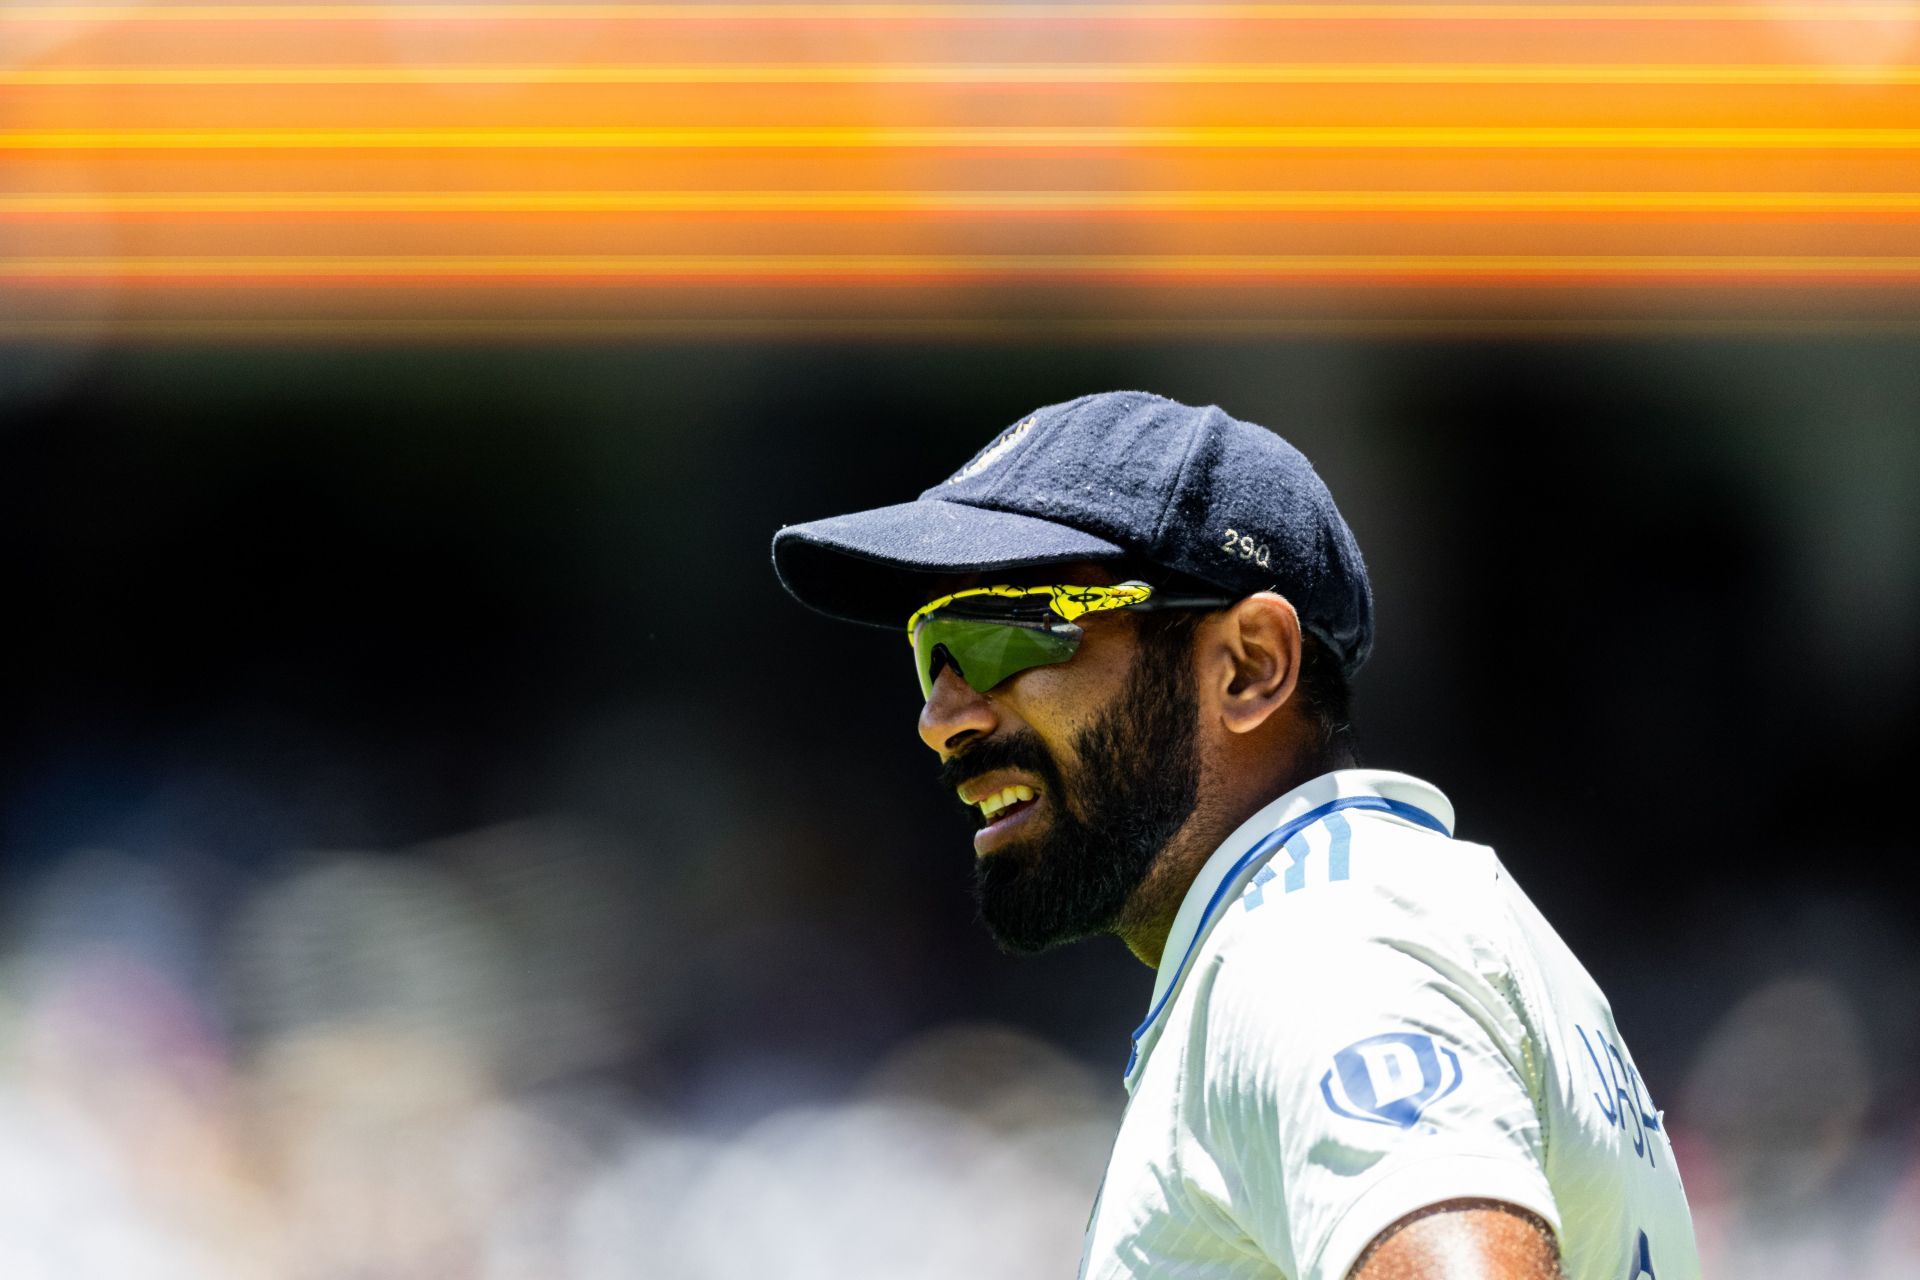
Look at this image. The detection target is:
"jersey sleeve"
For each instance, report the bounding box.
[1184,871,1561,1280]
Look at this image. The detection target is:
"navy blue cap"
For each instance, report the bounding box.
[771,391,1374,674]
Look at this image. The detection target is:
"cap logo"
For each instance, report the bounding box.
[948,416,1035,484]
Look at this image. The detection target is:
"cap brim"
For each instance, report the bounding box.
[772,498,1126,628]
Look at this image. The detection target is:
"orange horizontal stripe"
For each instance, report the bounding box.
[4,5,1916,21]
[26,87,1919,137]
[11,64,1920,85]
[11,254,1920,278]
[15,24,1900,71]
[12,126,1920,149]
[12,317,1920,342]
[9,191,1920,214]
[11,148,1908,180]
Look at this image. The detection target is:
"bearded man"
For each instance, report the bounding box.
[771,392,1699,1280]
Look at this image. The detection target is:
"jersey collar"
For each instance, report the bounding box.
[1123,769,1455,1091]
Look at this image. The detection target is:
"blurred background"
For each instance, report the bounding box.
[4,3,1919,1278]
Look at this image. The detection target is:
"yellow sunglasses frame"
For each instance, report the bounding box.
[902,581,1157,641]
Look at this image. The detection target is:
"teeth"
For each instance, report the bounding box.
[977,784,1037,820]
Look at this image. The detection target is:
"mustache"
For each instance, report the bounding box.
[934,731,1063,800]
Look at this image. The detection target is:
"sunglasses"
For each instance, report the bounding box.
[906,580,1235,698]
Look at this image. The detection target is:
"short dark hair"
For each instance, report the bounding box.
[1293,629,1359,772]
[1128,564,1358,774]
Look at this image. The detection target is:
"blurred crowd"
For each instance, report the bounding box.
[3,821,1917,1279]
[0,827,1115,1279]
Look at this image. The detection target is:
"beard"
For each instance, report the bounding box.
[937,630,1203,955]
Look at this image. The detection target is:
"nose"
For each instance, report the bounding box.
[918,662,998,756]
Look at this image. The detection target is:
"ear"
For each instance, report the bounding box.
[1206,592,1303,736]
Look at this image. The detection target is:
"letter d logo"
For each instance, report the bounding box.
[1320,1032,1463,1128]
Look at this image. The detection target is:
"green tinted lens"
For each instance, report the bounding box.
[913,616,1081,697]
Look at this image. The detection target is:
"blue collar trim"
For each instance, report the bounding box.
[1123,794,1450,1079]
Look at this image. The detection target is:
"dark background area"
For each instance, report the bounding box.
[3,337,1917,1269]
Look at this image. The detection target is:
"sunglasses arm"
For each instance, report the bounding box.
[1128,594,1237,613]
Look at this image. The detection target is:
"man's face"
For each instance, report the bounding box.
[918,568,1204,954]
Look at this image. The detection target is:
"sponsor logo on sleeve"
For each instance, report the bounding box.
[1319,1032,1464,1129]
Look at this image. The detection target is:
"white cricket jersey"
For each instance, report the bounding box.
[1079,770,1699,1280]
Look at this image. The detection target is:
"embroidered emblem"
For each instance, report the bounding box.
[949,416,1035,484]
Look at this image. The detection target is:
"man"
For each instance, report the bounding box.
[771,392,1698,1280]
